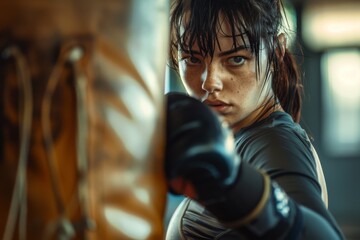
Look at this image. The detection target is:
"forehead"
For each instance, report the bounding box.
[179,11,249,51]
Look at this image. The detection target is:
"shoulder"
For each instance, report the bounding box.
[234,112,329,215]
[234,111,317,179]
[235,111,309,145]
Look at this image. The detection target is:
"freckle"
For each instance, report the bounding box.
[237,91,239,93]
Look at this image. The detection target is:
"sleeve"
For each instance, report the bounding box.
[235,172,344,239]
[166,162,345,240]
[233,127,345,239]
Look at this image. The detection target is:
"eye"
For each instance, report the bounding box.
[184,56,202,66]
[227,56,245,66]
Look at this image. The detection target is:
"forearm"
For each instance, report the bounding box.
[205,162,344,239]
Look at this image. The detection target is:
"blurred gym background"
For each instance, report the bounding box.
[164,0,360,239]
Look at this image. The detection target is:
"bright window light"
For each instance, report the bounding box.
[302,2,360,51]
[322,49,360,156]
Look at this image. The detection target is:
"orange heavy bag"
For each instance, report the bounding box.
[0,1,169,239]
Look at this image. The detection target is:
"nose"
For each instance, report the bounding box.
[201,65,223,93]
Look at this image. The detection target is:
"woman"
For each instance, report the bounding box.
[165,0,345,239]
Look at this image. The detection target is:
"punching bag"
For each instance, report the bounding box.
[0,0,169,239]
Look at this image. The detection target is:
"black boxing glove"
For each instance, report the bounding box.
[165,92,240,203]
[165,92,267,225]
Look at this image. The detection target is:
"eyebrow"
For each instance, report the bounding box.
[217,45,250,57]
[179,45,250,57]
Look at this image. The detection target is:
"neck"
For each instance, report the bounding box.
[231,97,283,133]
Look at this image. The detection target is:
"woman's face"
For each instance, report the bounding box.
[177,17,275,132]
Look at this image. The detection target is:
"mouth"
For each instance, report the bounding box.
[203,99,231,114]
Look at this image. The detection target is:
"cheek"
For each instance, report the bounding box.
[178,63,202,94]
[229,71,258,95]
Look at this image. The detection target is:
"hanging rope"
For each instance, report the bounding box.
[1,46,33,240]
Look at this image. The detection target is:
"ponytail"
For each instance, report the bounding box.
[272,48,303,123]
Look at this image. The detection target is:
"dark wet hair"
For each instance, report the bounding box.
[169,0,303,122]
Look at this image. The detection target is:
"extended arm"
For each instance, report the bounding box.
[165,93,344,239]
